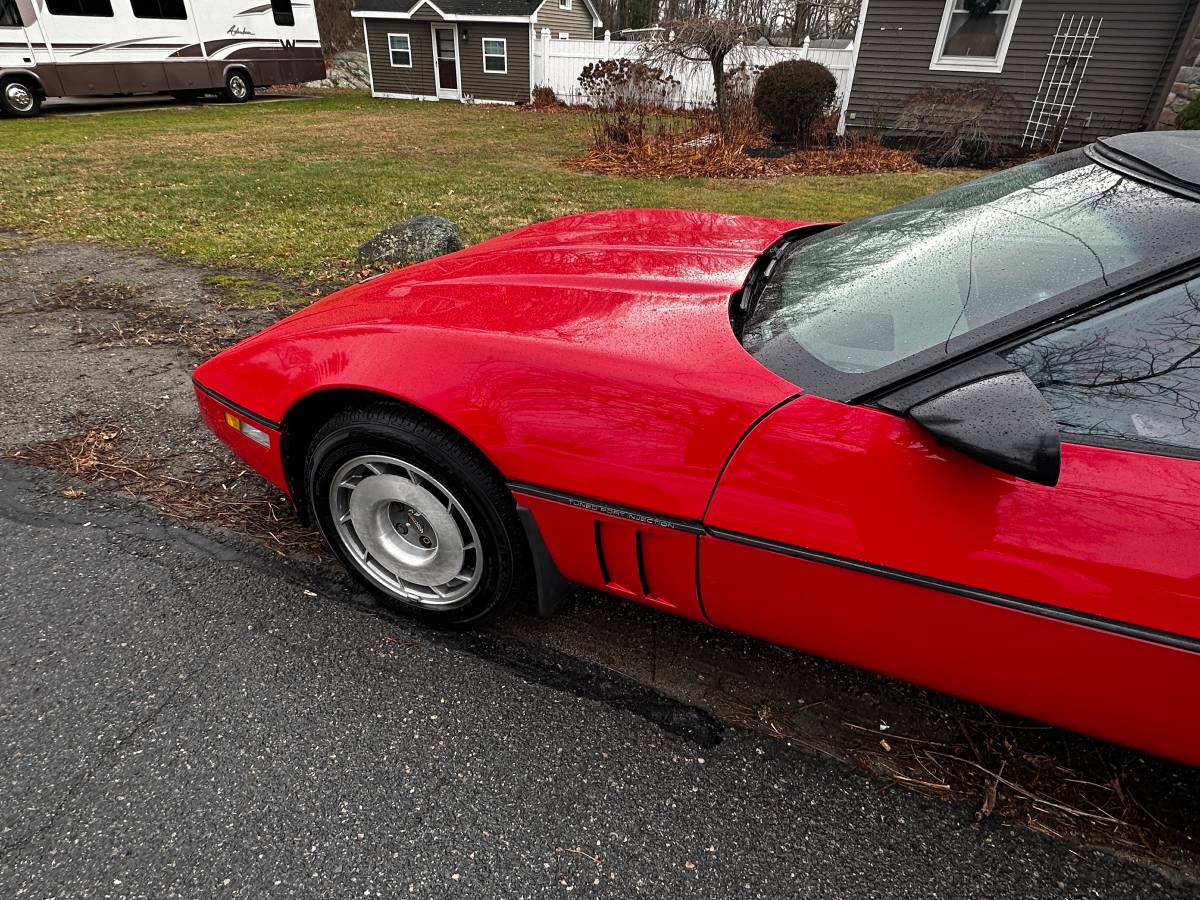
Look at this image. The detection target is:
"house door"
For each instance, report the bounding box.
[432,26,459,98]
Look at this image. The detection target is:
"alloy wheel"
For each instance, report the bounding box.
[4,82,34,114]
[328,454,483,608]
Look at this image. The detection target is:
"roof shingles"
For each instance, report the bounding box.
[354,0,541,17]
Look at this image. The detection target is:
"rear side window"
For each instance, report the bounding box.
[130,0,187,19]
[0,0,23,27]
[1006,276,1200,456]
[46,0,114,14]
[272,0,294,26]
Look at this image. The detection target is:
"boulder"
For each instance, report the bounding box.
[357,216,466,267]
[304,50,372,91]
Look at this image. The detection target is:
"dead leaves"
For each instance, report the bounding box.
[568,137,922,180]
[4,420,322,556]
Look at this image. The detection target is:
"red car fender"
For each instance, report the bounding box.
[193,210,809,522]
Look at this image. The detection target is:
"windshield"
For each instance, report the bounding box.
[742,150,1200,379]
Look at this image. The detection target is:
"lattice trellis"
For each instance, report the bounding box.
[1022,14,1104,150]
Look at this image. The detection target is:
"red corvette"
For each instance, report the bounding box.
[195,131,1200,766]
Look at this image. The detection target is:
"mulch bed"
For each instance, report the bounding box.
[569,137,922,179]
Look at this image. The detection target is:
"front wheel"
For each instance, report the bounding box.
[0,78,41,118]
[304,405,531,627]
[223,70,253,103]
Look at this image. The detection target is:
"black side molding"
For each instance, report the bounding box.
[517,505,572,617]
[709,527,1200,656]
[509,481,704,534]
[509,480,1200,655]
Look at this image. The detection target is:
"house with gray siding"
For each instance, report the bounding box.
[845,0,1200,148]
[352,0,601,104]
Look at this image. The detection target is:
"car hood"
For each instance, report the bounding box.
[193,210,815,519]
[247,209,810,341]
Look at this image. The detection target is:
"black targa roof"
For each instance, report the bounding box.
[1093,131,1200,199]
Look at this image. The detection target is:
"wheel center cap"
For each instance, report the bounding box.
[348,475,464,586]
[393,505,437,549]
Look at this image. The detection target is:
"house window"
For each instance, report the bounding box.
[272,0,294,27]
[388,33,412,67]
[559,0,572,8]
[930,0,1022,73]
[131,0,187,19]
[0,0,24,26]
[559,32,569,39]
[482,37,507,74]
[46,0,113,15]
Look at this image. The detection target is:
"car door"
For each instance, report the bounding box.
[700,273,1200,764]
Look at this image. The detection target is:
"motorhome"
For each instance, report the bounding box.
[0,0,324,117]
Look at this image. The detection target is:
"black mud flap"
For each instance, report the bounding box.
[517,505,571,617]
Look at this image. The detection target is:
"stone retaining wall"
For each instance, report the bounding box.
[1159,34,1200,127]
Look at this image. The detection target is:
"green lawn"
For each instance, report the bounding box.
[0,94,977,285]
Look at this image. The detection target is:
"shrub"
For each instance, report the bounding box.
[895,83,1012,166]
[578,58,678,149]
[1178,96,1200,130]
[752,59,838,143]
[529,85,560,109]
[711,62,760,148]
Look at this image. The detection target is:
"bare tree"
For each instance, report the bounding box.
[642,17,753,135]
[722,0,859,44]
[593,0,659,33]
[783,0,860,42]
[314,0,360,54]
[561,1,862,44]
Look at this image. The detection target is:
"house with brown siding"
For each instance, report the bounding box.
[352,0,600,104]
[845,0,1200,148]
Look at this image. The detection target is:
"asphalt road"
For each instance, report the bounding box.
[0,461,1191,899]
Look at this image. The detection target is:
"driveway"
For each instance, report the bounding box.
[38,94,309,117]
[0,232,1197,895]
[4,462,1196,898]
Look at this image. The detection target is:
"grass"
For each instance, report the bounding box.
[0,93,977,285]
[202,273,309,308]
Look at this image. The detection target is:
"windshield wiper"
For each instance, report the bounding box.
[732,235,794,340]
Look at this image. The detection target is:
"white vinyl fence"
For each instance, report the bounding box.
[530,31,858,133]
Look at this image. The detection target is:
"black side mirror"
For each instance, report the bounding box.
[910,371,1061,486]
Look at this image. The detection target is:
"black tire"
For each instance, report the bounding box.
[0,77,41,118]
[304,404,531,628]
[223,70,254,103]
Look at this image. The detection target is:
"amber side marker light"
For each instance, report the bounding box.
[223,411,271,448]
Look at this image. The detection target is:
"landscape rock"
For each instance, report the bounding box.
[356,216,466,267]
[304,50,371,91]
